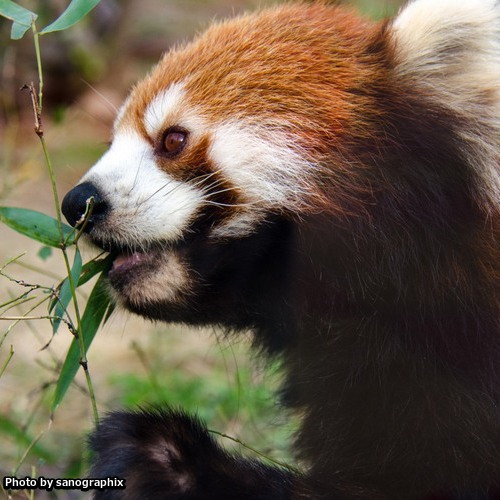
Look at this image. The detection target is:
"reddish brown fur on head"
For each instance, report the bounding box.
[124,4,378,137]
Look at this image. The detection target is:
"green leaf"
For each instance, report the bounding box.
[48,253,112,333]
[76,254,114,287]
[103,300,116,325]
[52,272,112,411]
[0,0,37,40]
[37,245,53,261]
[0,207,74,247]
[50,249,83,334]
[41,0,101,34]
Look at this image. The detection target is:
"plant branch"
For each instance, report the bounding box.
[0,345,14,379]
[20,22,99,424]
[31,22,43,113]
[208,429,300,474]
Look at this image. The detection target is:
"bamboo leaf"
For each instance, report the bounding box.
[0,0,37,40]
[76,254,113,287]
[41,0,101,34]
[49,254,113,332]
[0,207,74,247]
[52,272,111,411]
[103,301,116,324]
[50,249,82,334]
[37,246,52,261]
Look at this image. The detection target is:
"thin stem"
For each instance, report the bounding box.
[31,23,43,112]
[66,197,94,246]
[13,420,51,476]
[0,314,70,324]
[0,294,35,310]
[29,24,61,239]
[1,296,36,314]
[208,429,300,474]
[0,294,50,350]
[131,341,162,396]
[39,135,63,231]
[0,252,27,270]
[27,22,99,425]
[0,345,14,379]
[61,248,99,424]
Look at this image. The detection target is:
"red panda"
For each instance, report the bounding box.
[61,0,500,498]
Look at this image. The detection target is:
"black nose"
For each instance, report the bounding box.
[61,181,109,232]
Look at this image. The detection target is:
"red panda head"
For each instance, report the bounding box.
[61,1,500,330]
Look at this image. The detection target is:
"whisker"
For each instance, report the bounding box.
[202,200,257,208]
[80,79,118,113]
[202,187,238,198]
[140,180,177,206]
[198,180,225,194]
[131,147,148,193]
[189,171,219,187]
[159,181,192,199]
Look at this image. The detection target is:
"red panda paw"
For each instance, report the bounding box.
[88,408,296,499]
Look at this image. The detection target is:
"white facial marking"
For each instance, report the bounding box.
[81,130,203,246]
[208,121,317,238]
[143,83,187,138]
[210,121,314,208]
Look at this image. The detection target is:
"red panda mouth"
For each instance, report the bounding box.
[102,242,166,283]
[98,237,194,306]
[110,251,155,275]
[107,251,159,286]
[91,234,195,294]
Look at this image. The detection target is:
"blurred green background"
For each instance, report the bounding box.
[0,1,403,498]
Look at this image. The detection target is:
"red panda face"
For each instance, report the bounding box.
[61,4,379,322]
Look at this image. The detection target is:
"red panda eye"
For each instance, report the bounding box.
[161,128,187,156]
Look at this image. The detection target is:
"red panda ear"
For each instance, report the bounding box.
[388,0,500,210]
[389,0,499,98]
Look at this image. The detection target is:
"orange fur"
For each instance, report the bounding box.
[115,3,391,220]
